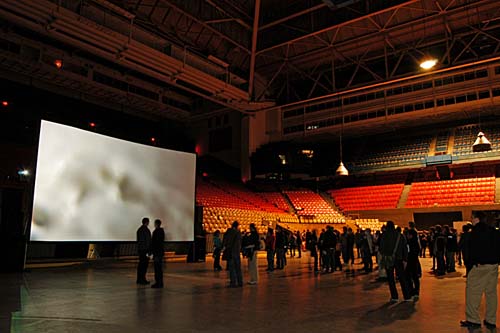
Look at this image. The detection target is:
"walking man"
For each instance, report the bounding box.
[136,217,151,285]
[460,212,500,329]
[380,221,410,302]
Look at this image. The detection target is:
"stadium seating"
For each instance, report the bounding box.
[351,135,432,170]
[257,192,292,212]
[284,190,345,223]
[202,207,298,234]
[453,124,500,157]
[405,176,496,207]
[354,218,385,231]
[328,184,404,211]
[197,179,300,233]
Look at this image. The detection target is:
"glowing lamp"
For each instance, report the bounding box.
[89,122,96,128]
[54,59,63,69]
[1,101,8,107]
[420,58,437,70]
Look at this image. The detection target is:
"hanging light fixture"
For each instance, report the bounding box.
[336,97,349,176]
[472,131,492,152]
[472,107,492,152]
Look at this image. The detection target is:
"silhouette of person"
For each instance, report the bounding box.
[151,219,165,288]
[136,217,151,285]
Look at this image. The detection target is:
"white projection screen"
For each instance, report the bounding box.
[31,120,196,242]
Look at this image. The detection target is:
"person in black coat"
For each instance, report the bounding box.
[380,221,410,302]
[151,219,165,289]
[458,224,472,275]
[460,212,500,329]
[275,227,286,270]
[322,226,337,273]
[136,217,151,285]
[406,222,421,299]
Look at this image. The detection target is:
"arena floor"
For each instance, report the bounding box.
[0,254,497,333]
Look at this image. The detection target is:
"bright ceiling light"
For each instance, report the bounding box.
[420,58,438,70]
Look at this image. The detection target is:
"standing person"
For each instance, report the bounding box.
[322,226,337,273]
[296,231,302,258]
[460,212,500,329]
[151,219,165,289]
[458,224,472,275]
[136,217,151,285]
[429,227,436,271]
[213,230,223,271]
[309,229,320,274]
[265,228,276,272]
[434,225,446,276]
[374,228,387,281]
[380,221,410,302]
[406,222,421,300]
[341,227,350,271]
[347,228,355,267]
[355,229,363,260]
[318,229,326,270]
[446,228,458,273]
[275,227,286,270]
[225,221,243,288]
[360,229,373,273]
[289,233,296,258]
[420,232,428,258]
[246,223,260,285]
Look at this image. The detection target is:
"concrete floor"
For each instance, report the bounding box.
[0,254,498,333]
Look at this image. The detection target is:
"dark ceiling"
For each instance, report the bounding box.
[1,0,500,119]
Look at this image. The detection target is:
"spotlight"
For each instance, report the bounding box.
[1,101,8,107]
[89,122,96,128]
[151,137,156,143]
[420,58,437,70]
[54,59,63,69]
[17,169,30,176]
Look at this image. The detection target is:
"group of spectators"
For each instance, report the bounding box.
[139,211,500,330]
[417,225,459,276]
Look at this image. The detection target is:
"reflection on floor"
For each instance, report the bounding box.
[0,254,498,333]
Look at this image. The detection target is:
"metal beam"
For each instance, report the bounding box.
[248,0,261,99]
[203,0,252,30]
[257,0,420,55]
[257,0,496,74]
[153,0,251,54]
[259,3,327,32]
[263,55,500,113]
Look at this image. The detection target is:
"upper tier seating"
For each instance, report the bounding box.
[453,124,500,157]
[405,176,496,208]
[328,184,404,211]
[284,190,345,223]
[351,136,432,170]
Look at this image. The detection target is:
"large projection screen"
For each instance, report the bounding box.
[31,120,196,242]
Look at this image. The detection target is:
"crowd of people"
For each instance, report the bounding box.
[136,211,500,329]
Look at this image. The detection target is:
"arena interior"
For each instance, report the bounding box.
[1,0,500,332]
